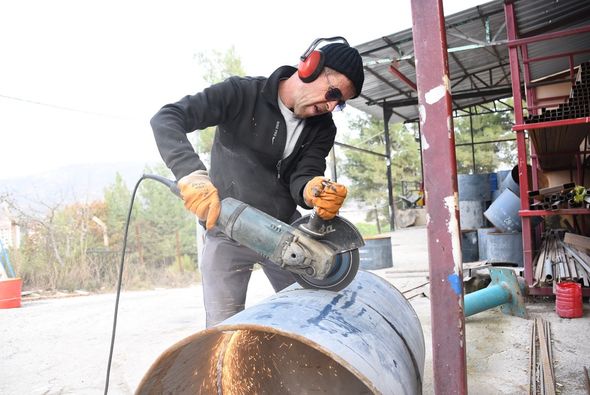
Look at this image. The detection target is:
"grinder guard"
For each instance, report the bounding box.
[217,198,363,291]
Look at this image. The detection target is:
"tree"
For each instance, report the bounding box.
[103,173,132,248]
[453,101,516,174]
[340,112,421,229]
[5,194,108,290]
[136,164,197,267]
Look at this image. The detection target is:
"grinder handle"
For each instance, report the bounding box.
[299,208,329,237]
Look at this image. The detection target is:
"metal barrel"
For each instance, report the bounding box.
[496,170,511,192]
[136,271,425,395]
[484,188,522,233]
[486,231,523,267]
[461,229,479,263]
[458,173,491,201]
[359,234,393,270]
[477,227,497,260]
[502,165,521,197]
[459,200,486,229]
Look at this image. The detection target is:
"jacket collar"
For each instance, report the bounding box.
[261,65,297,106]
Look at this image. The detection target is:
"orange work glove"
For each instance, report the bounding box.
[303,176,347,220]
[178,170,221,230]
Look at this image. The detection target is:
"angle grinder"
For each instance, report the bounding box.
[145,174,363,291]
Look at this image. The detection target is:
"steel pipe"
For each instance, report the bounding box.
[137,271,425,394]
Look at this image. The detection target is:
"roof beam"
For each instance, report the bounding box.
[388,64,417,91]
[363,67,413,102]
[476,7,511,94]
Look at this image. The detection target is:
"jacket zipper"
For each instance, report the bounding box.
[276,160,282,179]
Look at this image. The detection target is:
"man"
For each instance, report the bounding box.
[151,38,364,326]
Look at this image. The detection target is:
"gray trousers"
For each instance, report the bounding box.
[200,227,296,327]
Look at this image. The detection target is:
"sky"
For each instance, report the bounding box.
[0,0,488,179]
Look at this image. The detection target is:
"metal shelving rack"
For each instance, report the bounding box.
[505,3,590,297]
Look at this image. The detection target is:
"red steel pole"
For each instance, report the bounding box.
[505,1,534,287]
[410,0,467,393]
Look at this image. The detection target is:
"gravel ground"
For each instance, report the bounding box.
[1,226,589,394]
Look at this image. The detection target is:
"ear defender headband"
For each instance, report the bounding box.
[297,36,350,83]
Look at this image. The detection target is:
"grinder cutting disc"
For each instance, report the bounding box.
[290,215,364,292]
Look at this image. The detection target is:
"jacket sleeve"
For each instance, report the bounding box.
[288,118,337,208]
[150,78,246,180]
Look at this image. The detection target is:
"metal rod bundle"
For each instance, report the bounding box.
[532,230,590,288]
[526,62,590,123]
[525,62,590,170]
[527,184,590,211]
[530,317,556,395]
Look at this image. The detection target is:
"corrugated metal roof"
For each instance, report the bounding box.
[349,0,590,124]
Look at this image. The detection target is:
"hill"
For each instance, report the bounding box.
[0,161,165,210]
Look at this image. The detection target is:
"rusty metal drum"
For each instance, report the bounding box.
[136,271,425,394]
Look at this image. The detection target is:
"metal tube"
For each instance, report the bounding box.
[543,258,554,284]
[136,271,425,394]
[464,283,512,317]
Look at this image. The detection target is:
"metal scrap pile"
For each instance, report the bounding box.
[529,184,589,210]
[532,229,590,289]
[525,61,590,123]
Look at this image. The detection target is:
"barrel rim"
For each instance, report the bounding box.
[136,322,380,395]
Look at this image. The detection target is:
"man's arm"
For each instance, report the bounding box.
[150,78,245,180]
[150,103,206,180]
[288,121,337,208]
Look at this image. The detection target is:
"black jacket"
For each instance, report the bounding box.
[150,66,337,222]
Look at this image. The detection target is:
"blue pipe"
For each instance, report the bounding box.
[464,283,511,317]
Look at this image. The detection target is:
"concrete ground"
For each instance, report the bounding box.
[1,226,589,394]
[380,226,590,394]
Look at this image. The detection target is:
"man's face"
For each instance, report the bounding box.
[292,69,356,119]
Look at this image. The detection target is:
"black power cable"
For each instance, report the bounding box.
[103,174,179,395]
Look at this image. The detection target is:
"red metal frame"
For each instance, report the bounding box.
[525,49,590,65]
[512,117,590,131]
[505,2,590,295]
[388,64,418,91]
[507,24,590,47]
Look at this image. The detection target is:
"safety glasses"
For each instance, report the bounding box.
[325,72,346,111]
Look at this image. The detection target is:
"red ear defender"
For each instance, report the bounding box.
[298,50,325,83]
[297,36,349,83]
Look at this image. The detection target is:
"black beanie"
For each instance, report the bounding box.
[321,43,365,98]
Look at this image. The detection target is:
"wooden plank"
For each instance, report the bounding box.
[564,233,590,251]
[536,317,556,395]
[561,243,590,275]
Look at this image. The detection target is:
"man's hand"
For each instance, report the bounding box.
[303,176,347,220]
[178,170,221,230]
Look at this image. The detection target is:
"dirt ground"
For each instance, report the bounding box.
[1,226,589,394]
